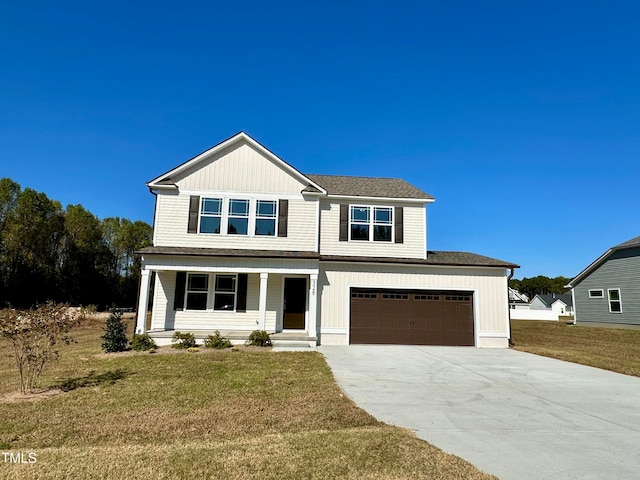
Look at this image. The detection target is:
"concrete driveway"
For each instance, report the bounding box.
[319,345,640,480]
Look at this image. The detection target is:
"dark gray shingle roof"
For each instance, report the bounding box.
[614,235,640,249]
[424,251,519,268]
[535,293,573,307]
[138,247,518,268]
[305,174,434,200]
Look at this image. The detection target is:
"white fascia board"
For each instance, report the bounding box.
[326,194,433,204]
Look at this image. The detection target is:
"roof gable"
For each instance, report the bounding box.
[147,132,326,194]
[568,234,640,288]
[533,294,572,307]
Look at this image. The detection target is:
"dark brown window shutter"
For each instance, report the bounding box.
[339,204,348,241]
[277,199,288,237]
[188,196,200,233]
[236,274,248,312]
[394,206,404,244]
[174,272,186,310]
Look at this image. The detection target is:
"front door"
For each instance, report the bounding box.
[283,277,307,329]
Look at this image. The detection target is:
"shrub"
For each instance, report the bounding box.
[101,309,129,353]
[187,347,199,353]
[171,331,196,349]
[130,333,157,351]
[246,330,272,347]
[203,331,232,349]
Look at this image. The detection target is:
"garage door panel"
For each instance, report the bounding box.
[350,288,474,346]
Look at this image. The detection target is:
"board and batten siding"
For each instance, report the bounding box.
[318,263,509,347]
[319,201,426,259]
[574,248,640,325]
[174,142,309,194]
[151,271,283,332]
[153,192,318,251]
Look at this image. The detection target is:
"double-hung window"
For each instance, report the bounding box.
[608,288,622,313]
[350,206,393,242]
[227,199,249,235]
[373,207,392,241]
[214,275,237,310]
[186,274,208,310]
[255,200,277,236]
[350,206,370,240]
[200,198,222,234]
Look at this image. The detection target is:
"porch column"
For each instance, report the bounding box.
[135,269,151,334]
[258,272,269,330]
[308,273,318,338]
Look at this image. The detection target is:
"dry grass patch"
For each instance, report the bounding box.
[0,318,496,479]
[511,320,640,377]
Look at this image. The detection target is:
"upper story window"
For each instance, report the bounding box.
[228,199,249,235]
[193,197,283,237]
[350,206,393,242]
[200,198,222,234]
[255,200,277,236]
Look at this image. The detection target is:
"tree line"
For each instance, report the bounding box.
[0,178,152,309]
[509,275,571,300]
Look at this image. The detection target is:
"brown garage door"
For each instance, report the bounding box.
[350,288,474,346]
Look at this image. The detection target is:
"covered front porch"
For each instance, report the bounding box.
[135,250,320,346]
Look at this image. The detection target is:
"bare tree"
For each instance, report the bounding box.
[0,302,80,394]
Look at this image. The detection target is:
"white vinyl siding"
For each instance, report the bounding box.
[154,193,318,251]
[320,200,426,258]
[174,142,309,194]
[319,263,509,346]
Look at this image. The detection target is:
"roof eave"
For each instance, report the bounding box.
[325,194,434,204]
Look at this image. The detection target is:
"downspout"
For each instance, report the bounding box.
[507,267,515,347]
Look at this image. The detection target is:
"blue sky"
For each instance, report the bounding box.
[1,0,639,279]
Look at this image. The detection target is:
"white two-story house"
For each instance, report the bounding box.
[135,132,518,347]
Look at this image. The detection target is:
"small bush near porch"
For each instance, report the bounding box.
[511,320,640,377]
[0,317,496,479]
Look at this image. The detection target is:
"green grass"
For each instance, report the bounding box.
[0,317,496,479]
[511,320,640,377]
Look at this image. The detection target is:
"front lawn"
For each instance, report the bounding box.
[0,317,495,479]
[511,320,640,377]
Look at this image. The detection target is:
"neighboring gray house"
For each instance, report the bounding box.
[530,293,573,316]
[567,235,640,327]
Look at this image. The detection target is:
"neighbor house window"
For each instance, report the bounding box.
[228,199,249,235]
[350,206,393,241]
[588,289,604,298]
[186,273,208,310]
[199,198,222,234]
[214,275,237,311]
[608,288,622,313]
[255,200,277,236]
